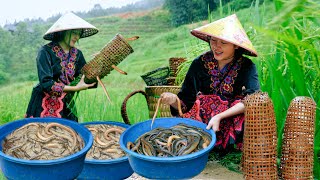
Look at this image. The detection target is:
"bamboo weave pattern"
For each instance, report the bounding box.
[145,86,181,118]
[81,34,133,83]
[242,92,278,180]
[280,96,316,180]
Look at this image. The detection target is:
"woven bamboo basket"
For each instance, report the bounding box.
[81,34,137,84]
[80,34,138,102]
[242,92,278,180]
[280,96,316,180]
[166,77,177,86]
[169,57,186,77]
[121,86,181,125]
[141,67,170,86]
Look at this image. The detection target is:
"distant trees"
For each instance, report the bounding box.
[164,0,216,26]
[164,0,265,26]
[0,22,44,84]
[65,0,165,21]
[0,28,11,84]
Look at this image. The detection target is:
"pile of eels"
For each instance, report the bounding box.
[127,123,211,157]
[85,124,126,160]
[2,122,84,160]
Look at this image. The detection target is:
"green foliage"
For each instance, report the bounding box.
[177,0,320,177]
[228,0,265,11]
[0,22,45,84]
[256,0,320,177]
[0,82,33,124]
[164,0,216,26]
[0,29,11,84]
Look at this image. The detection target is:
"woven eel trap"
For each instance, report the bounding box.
[280,96,316,180]
[81,34,138,102]
[121,86,181,125]
[242,92,278,180]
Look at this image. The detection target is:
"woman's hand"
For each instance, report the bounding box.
[75,75,96,91]
[206,114,222,132]
[160,92,177,105]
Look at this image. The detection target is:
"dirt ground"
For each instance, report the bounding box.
[125,160,244,180]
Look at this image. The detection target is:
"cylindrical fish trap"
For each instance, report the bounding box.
[242,92,278,180]
[81,34,134,84]
[280,96,316,179]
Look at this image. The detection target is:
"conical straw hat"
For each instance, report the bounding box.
[43,12,99,40]
[191,14,258,57]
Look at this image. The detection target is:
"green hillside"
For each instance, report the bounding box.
[78,9,195,85]
[0,8,202,124]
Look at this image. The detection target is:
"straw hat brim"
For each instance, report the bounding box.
[43,12,99,41]
[43,28,99,41]
[191,30,258,57]
[190,14,258,57]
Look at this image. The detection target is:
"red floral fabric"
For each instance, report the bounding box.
[182,93,244,149]
[40,92,66,118]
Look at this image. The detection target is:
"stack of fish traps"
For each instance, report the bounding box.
[143,57,186,118]
[242,92,278,180]
[280,96,316,179]
[81,34,134,84]
[121,58,187,125]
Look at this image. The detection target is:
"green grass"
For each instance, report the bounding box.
[0,82,34,124]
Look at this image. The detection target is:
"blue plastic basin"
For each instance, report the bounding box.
[119,117,216,179]
[0,117,93,180]
[77,121,133,180]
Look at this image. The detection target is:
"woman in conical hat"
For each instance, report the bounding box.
[161,14,260,153]
[25,12,98,122]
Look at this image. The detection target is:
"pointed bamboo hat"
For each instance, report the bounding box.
[43,12,99,40]
[191,14,258,57]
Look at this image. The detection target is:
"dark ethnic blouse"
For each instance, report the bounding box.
[25,42,86,122]
[173,51,260,114]
[172,50,260,149]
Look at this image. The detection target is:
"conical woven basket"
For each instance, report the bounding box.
[280,96,316,179]
[81,34,134,84]
[242,92,278,180]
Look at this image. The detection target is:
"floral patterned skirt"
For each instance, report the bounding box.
[25,85,78,122]
[182,94,244,150]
